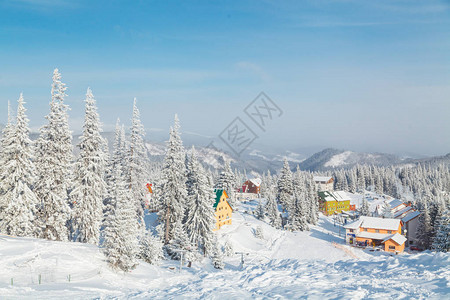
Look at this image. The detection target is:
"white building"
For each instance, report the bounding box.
[313,176,334,191]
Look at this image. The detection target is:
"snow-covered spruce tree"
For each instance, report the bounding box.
[102,165,139,271]
[126,98,150,235]
[140,230,164,264]
[431,210,449,252]
[157,115,188,245]
[0,101,15,200]
[287,180,309,232]
[104,119,128,221]
[70,88,107,244]
[417,201,433,249]
[255,198,265,220]
[277,158,293,212]
[0,94,39,237]
[165,220,197,261]
[212,241,224,270]
[254,225,264,239]
[223,239,234,257]
[34,69,73,241]
[264,171,282,228]
[185,146,216,255]
[360,197,370,216]
[306,174,319,225]
[215,160,236,208]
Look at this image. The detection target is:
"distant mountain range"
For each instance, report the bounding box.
[1,127,448,175]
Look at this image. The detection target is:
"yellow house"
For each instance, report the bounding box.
[318,191,350,216]
[213,189,232,231]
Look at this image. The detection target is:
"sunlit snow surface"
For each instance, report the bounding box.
[0,201,449,299]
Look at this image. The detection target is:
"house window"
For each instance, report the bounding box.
[364,228,368,232]
[375,230,379,233]
[389,245,396,250]
[388,230,392,234]
[349,229,354,233]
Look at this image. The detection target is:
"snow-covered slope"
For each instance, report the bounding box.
[1,201,448,299]
[299,148,403,171]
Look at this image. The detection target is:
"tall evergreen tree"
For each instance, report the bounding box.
[102,165,139,271]
[70,88,107,244]
[431,209,449,252]
[157,115,188,245]
[417,202,433,249]
[185,146,216,255]
[0,94,39,236]
[34,69,73,241]
[360,197,370,216]
[215,160,236,208]
[127,98,150,234]
[277,158,293,211]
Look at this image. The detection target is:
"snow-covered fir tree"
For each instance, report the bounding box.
[102,165,139,271]
[431,209,449,252]
[360,197,370,216]
[0,101,15,199]
[306,174,319,225]
[215,160,236,208]
[287,182,309,232]
[34,69,73,241]
[212,241,224,269]
[70,88,107,244]
[165,220,196,261]
[417,201,433,249]
[255,198,265,220]
[0,94,39,237]
[254,225,264,239]
[126,98,150,234]
[277,158,294,211]
[184,146,216,255]
[139,230,164,264]
[104,119,127,221]
[264,171,282,228]
[223,239,234,257]
[157,115,188,245]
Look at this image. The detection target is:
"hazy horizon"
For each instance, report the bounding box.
[1,0,449,157]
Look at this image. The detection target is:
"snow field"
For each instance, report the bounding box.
[0,203,448,299]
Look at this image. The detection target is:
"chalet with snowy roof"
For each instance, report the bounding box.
[241,178,262,194]
[318,191,350,216]
[399,210,421,247]
[213,189,232,231]
[313,176,334,191]
[344,216,406,253]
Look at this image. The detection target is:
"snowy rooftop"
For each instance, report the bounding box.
[249,178,262,187]
[402,211,421,223]
[344,219,362,230]
[382,233,407,245]
[358,216,401,231]
[357,231,392,240]
[394,206,413,218]
[313,176,333,183]
[320,191,351,202]
[388,199,404,209]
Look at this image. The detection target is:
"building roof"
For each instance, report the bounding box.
[394,206,413,218]
[382,233,407,246]
[249,178,262,187]
[357,231,392,240]
[313,176,333,183]
[344,219,363,230]
[389,199,404,209]
[318,191,350,202]
[358,216,401,231]
[213,189,229,209]
[402,211,421,223]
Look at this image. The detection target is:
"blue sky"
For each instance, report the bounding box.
[0,0,449,156]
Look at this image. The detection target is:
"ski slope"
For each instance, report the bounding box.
[0,201,449,299]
